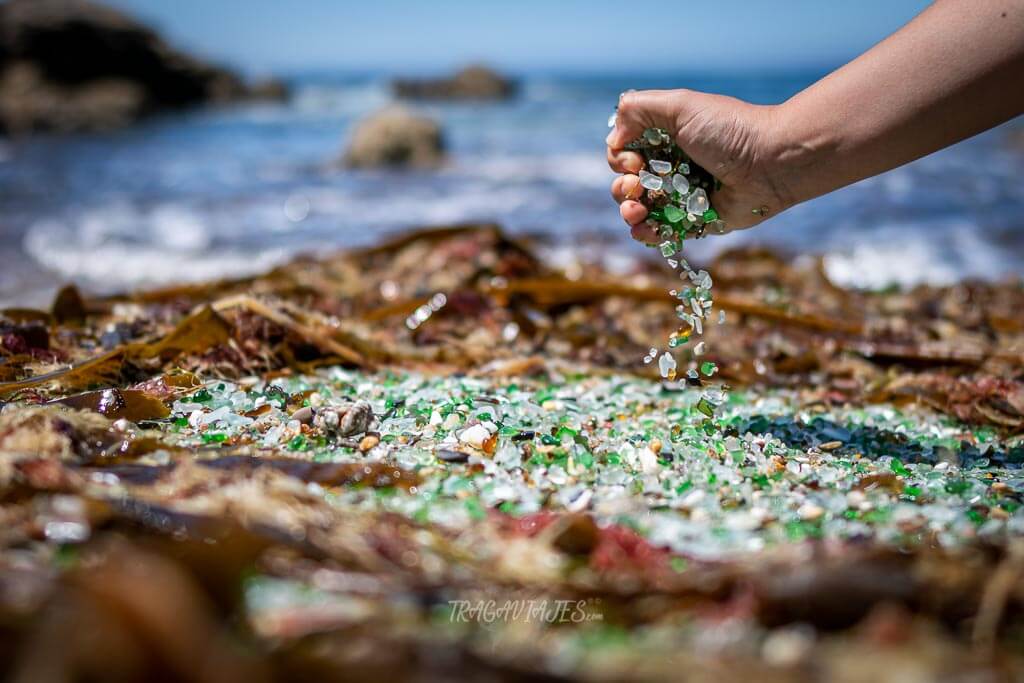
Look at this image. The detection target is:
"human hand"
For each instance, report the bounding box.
[607,89,792,243]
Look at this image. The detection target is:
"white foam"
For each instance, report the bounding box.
[23,203,289,292]
[822,219,1013,289]
[453,153,612,188]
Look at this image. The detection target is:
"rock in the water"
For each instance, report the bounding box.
[247,77,290,102]
[342,106,446,169]
[392,65,515,100]
[0,0,281,135]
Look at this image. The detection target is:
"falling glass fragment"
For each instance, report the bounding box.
[658,352,676,379]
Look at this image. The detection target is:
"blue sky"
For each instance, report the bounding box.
[104,0,933,76]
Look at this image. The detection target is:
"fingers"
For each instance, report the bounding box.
[606,148,644,174]
[620,200,649,227]
[629,221,659,245]
[610,174,642,204]
[606,89,683,150]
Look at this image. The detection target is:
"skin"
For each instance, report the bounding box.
[607,0,1024,244]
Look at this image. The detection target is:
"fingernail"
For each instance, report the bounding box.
[605,130,616,146]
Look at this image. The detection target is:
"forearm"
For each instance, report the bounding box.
[771,0,1024,206]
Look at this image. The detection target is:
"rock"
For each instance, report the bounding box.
[392,65,515,101]
[457,423,493,450]
[342,106,445,169]
[0,0,278,135]
[0,61,146,134]
[436,449,469,463]
[312,400,374,437]
[247,77,290,102]
[358,434,380,452]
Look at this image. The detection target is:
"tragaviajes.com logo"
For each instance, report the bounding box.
[448,599,602,624]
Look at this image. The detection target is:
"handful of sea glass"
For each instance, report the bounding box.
[625,127,726,244]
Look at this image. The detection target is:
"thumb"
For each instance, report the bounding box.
[606,89,683,150]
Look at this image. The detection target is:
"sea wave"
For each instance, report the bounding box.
[23,204,291,291]
[5,75,1022,300]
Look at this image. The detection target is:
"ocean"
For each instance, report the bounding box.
[1,71,1022,306]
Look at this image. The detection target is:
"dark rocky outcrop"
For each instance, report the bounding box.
[0,0,288,135]
[392,65,515,101]
[341,106,445,169]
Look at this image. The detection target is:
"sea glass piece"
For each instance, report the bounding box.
[663,205,684,223]
[658,352,677,379]
[650,159,672,174]
[639,170,663,191]
[686,189,709,215]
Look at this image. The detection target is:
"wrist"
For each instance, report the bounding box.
[763,98,839,208]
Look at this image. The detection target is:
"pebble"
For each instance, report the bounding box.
[762,627,814,666]
[459,424,493,450]
[686,188,709,214]
[649,159,672,174]
[358,434,380,452]
[639,170,663,191]
[436,449,470,463]
[797,503,825,521]
[658,352,676,379]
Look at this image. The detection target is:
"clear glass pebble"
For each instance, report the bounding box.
[502,322,520,341]
[686,189,709,215]
[650,159,672,174]
[643,128,663,145]
[639,170,663,191]
[658,352,677,379]
[671,174,689,194]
